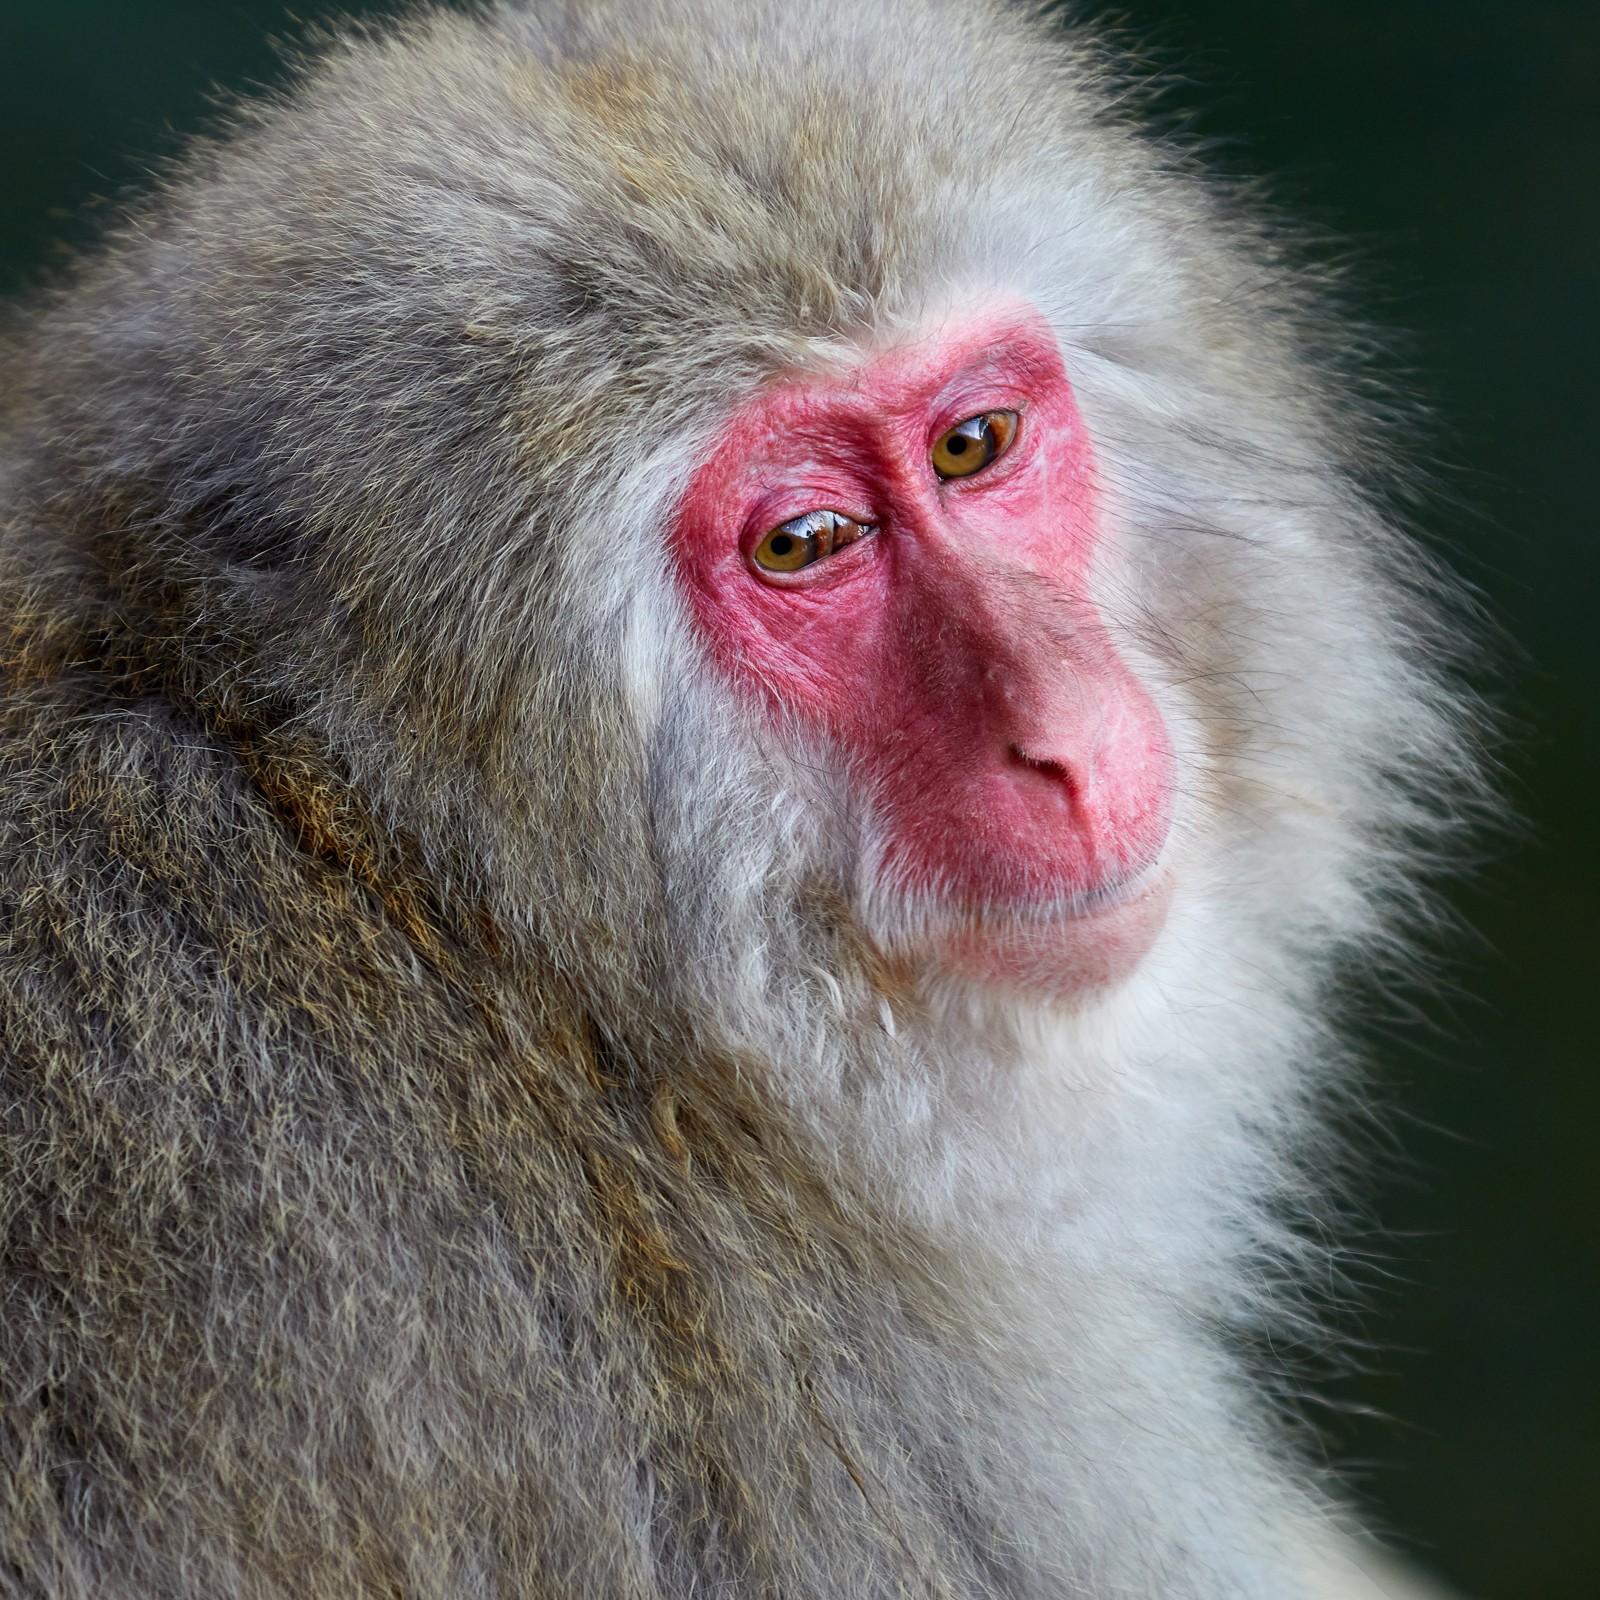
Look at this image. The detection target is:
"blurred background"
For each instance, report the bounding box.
[1,2,1594,1595]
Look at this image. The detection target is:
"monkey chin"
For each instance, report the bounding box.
[926,867,1175,1003]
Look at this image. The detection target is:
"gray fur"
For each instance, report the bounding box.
[0,2,1481,1595]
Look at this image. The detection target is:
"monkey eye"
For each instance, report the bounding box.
[751,509,874,575]
[930,410,1019,480]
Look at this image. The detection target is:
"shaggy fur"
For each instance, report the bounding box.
[0,1,1478,1595]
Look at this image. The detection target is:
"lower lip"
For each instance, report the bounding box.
[930,868,1175,999]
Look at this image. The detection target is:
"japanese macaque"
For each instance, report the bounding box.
[0,1,1478,1596]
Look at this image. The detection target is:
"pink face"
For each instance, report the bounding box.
[673,306,1175,996]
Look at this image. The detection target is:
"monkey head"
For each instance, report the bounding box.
[1,0,1472,1194]
[674,303,1175,998]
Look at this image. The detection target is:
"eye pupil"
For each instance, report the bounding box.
[946,434,970,455]
[769,533,794,557]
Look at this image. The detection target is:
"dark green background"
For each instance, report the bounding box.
[1,3,1594,1595]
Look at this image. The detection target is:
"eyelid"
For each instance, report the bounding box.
[928,396,1024,444]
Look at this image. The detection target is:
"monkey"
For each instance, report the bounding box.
[0,0,1483,1595]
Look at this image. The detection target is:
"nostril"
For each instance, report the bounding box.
[1009,743,1079,798]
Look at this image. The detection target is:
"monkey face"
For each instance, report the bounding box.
[673,303,1175,998]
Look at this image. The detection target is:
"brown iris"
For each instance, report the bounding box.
[751,509,874,574]
[931,410,1019,480]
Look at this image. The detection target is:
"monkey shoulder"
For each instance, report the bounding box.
[0,681,415,1053]
[0,678,655,1590]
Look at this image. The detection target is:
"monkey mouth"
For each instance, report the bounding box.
[868,855,1174,999]
[975,855,1170,926]
[949,867,1174,996]
[922,842,1172,931]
